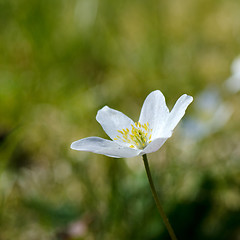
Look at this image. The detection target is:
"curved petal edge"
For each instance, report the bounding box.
[71,137,140,158]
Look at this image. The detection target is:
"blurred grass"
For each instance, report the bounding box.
[0,0,240,239]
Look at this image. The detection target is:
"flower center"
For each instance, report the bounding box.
[114,122,152,149]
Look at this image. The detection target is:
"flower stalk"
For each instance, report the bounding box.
[142,154,177,240]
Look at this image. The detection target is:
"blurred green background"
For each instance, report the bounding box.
[0,0,240,239]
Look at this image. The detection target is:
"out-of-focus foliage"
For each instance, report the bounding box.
[0,0,240,239]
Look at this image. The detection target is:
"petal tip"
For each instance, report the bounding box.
[70,141,77,150]
[148,89,164,97]
[181,94,194,105]
[97,105,109,114]
[96,105,109,121]
[187,95,194,102]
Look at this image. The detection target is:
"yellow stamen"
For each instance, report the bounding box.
[114,122,152,149]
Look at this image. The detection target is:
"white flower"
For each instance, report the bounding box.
[181,88,232,142]
[71,90,193,158]
[225,56,240,93]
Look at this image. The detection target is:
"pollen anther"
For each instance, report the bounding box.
[114,122,152,149]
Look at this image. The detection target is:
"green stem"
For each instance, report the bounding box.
[142,154,178,240]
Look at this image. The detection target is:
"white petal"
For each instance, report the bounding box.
[96,106,134,146]
[164,94,193,134]
[231,56,240,74]
[225,75,240,93]
[140,137,169,155]
[71,137,140,158]
[139,90,169,139]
